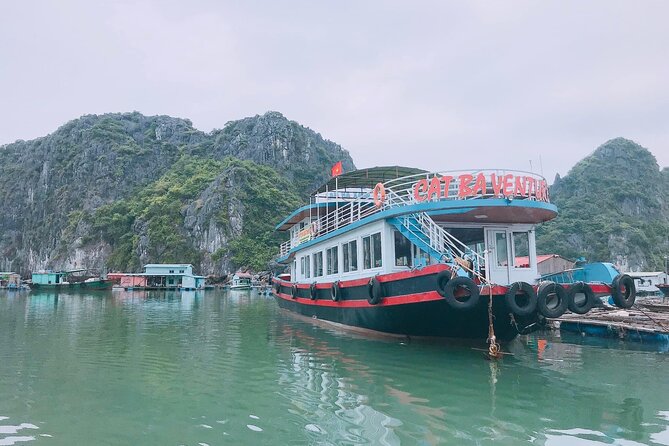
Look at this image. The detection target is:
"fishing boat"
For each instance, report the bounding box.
[29,269,112,290]
[272,166,637,341]
[657,284,669,298]
[229,272,252,290]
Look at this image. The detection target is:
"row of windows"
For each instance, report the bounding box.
[299,232,382,279]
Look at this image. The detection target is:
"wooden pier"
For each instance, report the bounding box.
[556,298,669,344]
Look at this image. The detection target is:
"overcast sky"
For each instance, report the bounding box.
[1,0,667,181]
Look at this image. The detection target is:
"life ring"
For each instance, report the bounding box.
[367,276,383,305]
[441,276,479,310]
[330,280,341,302]
[372,183,386,208]
[435,270,451,297]
[291,284,298,299]
[567,282,594,314]
[611,274,636,309]
[310,282,318,300]
[537,281,568,318]
[505,282,538,316]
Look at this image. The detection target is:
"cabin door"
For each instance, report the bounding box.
[485,229,511,285]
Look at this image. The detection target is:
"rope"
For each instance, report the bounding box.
[487,284,502,359]
[630,304,669,332]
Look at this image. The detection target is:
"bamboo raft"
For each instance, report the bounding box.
[556,299,669,344]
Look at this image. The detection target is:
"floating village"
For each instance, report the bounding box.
[4,166,669,352]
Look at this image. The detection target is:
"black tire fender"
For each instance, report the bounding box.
[442,276,480,311]
[505,282,538,316]
[611,274,636,309]
[291,284,298,299]
[331,280,341,302]
[567,282,594,314]
[367,277,383,305]
[309,282,318,300]
[537,281,568,318]
[435,270,451,297]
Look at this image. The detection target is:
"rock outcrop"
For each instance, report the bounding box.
[0,111,353,275]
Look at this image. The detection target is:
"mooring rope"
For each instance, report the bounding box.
[631,304,669,331]
[487,284,502,359]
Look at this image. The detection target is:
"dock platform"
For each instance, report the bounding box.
[557,299,669,344]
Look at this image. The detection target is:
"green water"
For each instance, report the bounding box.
[1,290,668,446]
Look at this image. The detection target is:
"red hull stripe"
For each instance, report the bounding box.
[273,271,612,294]
[275,290,445,307]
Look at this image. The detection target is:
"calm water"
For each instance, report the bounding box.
[1,289,668,446]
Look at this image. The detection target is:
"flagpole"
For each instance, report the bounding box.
[335,175,339,230]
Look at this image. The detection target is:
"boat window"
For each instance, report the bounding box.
[513,232,530,268]
[394,231,412,267]
[343,240,358,272]
[363,232,382,269]
[326,247,339,275]
[301,255,310,278]
[495,232,508,267]
[314,252,323,277]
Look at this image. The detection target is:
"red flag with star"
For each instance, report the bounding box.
[331,161,343,177]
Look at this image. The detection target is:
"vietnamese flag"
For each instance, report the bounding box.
[331,161,343,177]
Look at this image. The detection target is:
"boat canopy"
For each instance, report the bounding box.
[315,166,427,194]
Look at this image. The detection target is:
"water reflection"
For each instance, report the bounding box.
[273,313,669,445]
[0,289,667,445]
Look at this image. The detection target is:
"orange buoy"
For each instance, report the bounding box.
[373,182,386,208]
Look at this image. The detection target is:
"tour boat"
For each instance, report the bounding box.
[272,166,636,341]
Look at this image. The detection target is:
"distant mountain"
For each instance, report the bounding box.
[537,138,669,271]
[0,111,354,275]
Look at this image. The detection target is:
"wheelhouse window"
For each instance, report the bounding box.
[495,232,508,267]
[513,232,530,268]
[343,240,358,272]
[314,252,323,277]
[326,246,338,275]
[394,231,412,267]
[363,232,382,269]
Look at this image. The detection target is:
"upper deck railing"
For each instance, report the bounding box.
[278,169,549,258]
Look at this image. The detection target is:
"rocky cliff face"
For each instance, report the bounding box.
[537,138,669,271]
[0,111,353,275]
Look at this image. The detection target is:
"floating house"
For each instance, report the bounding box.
[117,264,206,290]
[0,272,21,289]
[29,269,112,290]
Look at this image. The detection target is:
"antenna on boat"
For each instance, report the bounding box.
[539,155,544,176]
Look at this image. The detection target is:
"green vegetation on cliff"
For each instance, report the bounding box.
[0,111,352,274]
[80,157,300,273]
[537,138,669,270]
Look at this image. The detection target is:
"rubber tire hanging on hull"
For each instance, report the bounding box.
[368,277,383,305]
[441,276,479,311]
[331,281,340,302]
[567,282,594,314]
[537,281,568,318]
[611,274,636,309]
[505,282,538,316]
[291,284,298,299]
[435,271,451,298]
[309,282,317,300]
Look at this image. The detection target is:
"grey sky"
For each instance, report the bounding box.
[1,0,668,181]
